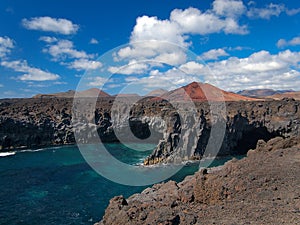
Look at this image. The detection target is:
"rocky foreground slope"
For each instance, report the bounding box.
[97,136,300,225]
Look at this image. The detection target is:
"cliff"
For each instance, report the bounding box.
[141,98,300,165]
[1,97,299,165]
[97,136,300,224]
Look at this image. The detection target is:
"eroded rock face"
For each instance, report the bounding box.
[144,98,300,165]
[97,136,300,225]
[0,97,115,150]
[0,97,299,164]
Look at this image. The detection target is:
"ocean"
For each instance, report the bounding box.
[0,144,236,225]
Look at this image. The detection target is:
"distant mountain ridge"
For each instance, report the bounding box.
[146,89,168,97]
[266,91,300,100]
[237,89,294,98]
[33,88,110,98]
[34,82,300,102]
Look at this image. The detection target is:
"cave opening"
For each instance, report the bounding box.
[233,126,280,155]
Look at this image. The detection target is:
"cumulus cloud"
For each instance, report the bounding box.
[0,36,14,59]
[88,77,107,87]
[108,60,149,75]
[141,49,300,92]
[179,61,204,75]
[22,16,79,35]
[113,1,248,75]
[43,39,91,60]
[1,60,60,81]
[286,8,300,16]
[277,36,300,48]
[126,68,198,92]
[199,48,229,60]
[130,16,187,46]
[89,38,99,44]
[199,50,300,91]
[39,36,58,43]
[170,8,247,35]
[41,39,101,71]
[212,0,246,18]
[118,1,248,56]
[247,3,292,19]
[68,59,102,71]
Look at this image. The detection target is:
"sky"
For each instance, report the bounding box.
[0,0,300,98]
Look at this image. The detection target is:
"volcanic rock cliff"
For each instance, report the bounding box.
[142,98,300,165]
[1,95,300,165]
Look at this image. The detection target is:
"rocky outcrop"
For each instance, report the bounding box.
[143,98,300,165]
[97,136,300,225]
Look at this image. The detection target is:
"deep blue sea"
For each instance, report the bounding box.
[0,144,235,225]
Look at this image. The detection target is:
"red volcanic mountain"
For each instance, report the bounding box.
[159,82,259,102]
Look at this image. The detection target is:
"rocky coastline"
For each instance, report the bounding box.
[1,95,300,224]
[97,135,300,224]
[1,97,299,164]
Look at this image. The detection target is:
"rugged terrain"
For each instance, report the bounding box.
[97,136,300,225]
[1,94,300,166]
[1,82,300,166]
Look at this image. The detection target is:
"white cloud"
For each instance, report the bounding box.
[179,61,204,75]
[41,39,101,71]
[43,39,91,60]
[286,8,300,16]
[247,3,285,19]
[108,60,149,75]
[199,50,300,91]
[88,77,107,87]
[129,68,198,92]
[199,48,229,60]
[114,1,248,68]
[154,51,187,65]
[277,36,300,48]
[130,15,188,47]
[90,38,99,44]
[39,36,58,43]
[0,36,14,59]
[22,16,79,35]
[0,84,3,87]
[212,0,246,18]
[107,49,300,93]
[170,7,248,35]
[1,60,60,81]
[68,59,102,71]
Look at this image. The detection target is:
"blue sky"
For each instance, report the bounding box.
[0,0,300,98]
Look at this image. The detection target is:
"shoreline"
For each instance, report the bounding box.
[97,136,300,224]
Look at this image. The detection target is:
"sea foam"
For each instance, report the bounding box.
[0,152,16,157]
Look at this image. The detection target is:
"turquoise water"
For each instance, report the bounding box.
[0,144,235,225]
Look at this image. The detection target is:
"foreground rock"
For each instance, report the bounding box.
[97,136,300,224]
